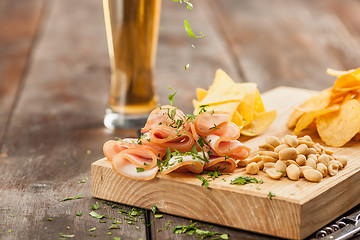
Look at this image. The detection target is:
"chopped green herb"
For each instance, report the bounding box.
[184,20,204,38]
[59,194,83,202]
[268,191,275,200]
[151,205,157,215]
[9,214,16,217]
[112,220,122,224]
[90,202,100,210]
[89,211,107,219]
[209,124,219,130]
[63,162,67,165]
[118,210,127,214]
[197,175,209,188]
[114,237,121,240]
[230,176,260,185]
[78,179,86,184]
[46,217,53,221]
[107,232,112,235]
[127,221,134,225]
[220,233,230,239]
[89,227,96,232]
[99,220,106,223]
[154,214,163,219]
[165,220,173,230]
[59,233,75,238]
[157,229,162,232]
[136,167,145,173]
[108,225,120,230]
[8,230,12,233]
[185,63,190,70]
[168,91,177,106]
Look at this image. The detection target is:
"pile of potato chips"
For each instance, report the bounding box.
[193,69,276,136]
[288,68,360,147]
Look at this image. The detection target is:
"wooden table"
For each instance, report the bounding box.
[1,0,359,239]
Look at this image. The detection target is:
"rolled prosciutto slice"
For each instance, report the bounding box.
[141,105,189,133]
[112,147,159,181]
[148,125,194,152]
[204,156,237,173]
[103,139,138,162]
[160,152,208,175]
[205,134,250,160]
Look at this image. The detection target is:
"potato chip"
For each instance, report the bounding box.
[241,110,277,136]
[193,100,241,119]
[333,68,360,91]
[254,89,265,113]
[287,88,332,129]
[199,69,246,105]
[293,104,340,135]
[196,88,207,102]
[326,68,357,77]
[316,100,360,147]
[231,110,244,129]
[236,83,257,125]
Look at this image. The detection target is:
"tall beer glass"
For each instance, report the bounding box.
[103,0,161,129]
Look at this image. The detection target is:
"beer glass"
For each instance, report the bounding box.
[103,0,161,129]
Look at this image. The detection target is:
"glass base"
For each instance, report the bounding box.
[104,108,149,130]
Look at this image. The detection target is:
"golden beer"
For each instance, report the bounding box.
[103,0,161,129]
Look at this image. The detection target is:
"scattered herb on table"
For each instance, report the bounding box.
[197,175,209,188]
[151,205,157,215]
[165,220,173,230]
[76,212,83,216]
[9,214,16,217]
[154,214,163,219]
[185,63,190,70]
[108,225,120,230]
[8,230,12,233]
[45,217,53,221]
[59,233,75,238]
[89,227,96,232]
[113,237,121,240]
[173,221,229,239]
[230,176,262,185]
[89,211,107,219]
[78,179,86,184]
[59,194,83,202]
[90,202,100,210]
[268,191,275,200]
[136,167,144,173]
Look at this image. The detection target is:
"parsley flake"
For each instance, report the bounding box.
[89,227,96,232]
[59,233,75,238]
[89,211,107,219]
[184,20,204,38]
[268,191,275,200]
[230,176,261,185]
[76,212,83,216]
[59,194,83,202]
[197,175,209,188]
[90,202,99,210]
[136,167,145,173]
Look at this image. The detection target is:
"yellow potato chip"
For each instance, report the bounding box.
[193,100,241,118]
[241,110,277,136]
[326,68,357,77]
[288,88,332,129]
[293,104,340,135]
[199,69,245,105]
[316,100,360,147]
[231,110,244,129]
[333,68,360,91]
[196,88,207,102]
[254,89,265,113]
[236,83,257,125]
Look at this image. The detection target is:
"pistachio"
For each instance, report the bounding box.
[286,164,300,181]
[265,136,281,147]
[295,154,306,166]
[266,168,283,179]
[279,147,298,160]
[284,135,298,148]
[274,144,290,153]
[246,162,259,175]
[275,160,287,173]
[303,169,323,182]
[316,163,327,177]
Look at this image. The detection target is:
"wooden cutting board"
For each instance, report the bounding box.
[91,87,360,240]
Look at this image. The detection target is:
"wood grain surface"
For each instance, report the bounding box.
[1,0,360,239]
[92,87,360,239]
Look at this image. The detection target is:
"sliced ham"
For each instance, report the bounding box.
[141,105,188,133]
[204,156,237,173]
[160,152,208,175]
[103,139,137,162]
[206,134,250,160]
[194,111,230,136]
[112,148,159,180]
[149,125,194,152]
